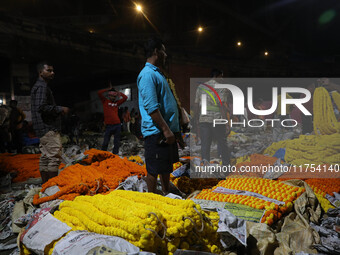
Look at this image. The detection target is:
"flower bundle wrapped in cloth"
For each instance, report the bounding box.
[33,156,147,205]
[54,190,221,255]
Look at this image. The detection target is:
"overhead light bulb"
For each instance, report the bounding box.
[136,4,142,12]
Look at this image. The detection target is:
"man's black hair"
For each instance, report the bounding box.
[211,68,223,78]
[36,61,53,73]
[144,37,164,58]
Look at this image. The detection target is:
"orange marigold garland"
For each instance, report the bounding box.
[81,148,114,164]
[0,153,64,182]
[305,178,340,197]
[194,176,303,226]
[0,149,114,183]
[33,156,147,205]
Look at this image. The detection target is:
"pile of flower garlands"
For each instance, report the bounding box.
[0,153,65,182]
[264,133,340,166]
[305,178,340,197]
[263,87,340,165]
[332,91,340,112]
[170,176,220,194]
[313,87,340,135]
[195,176,305,225]
[81,148,114,164]
[305,178,340,212]
[33,156,147,205]
[54,190,220,255]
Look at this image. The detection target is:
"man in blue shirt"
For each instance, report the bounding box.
[137,37,179,194]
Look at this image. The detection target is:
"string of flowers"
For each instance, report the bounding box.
[54,190,221,255]
[264,133,340,166]
[81,148,114,164]
[332,91,340,113]
[0,153,64,182]
[195,176,304,226]
[33,156,147,205]
[313,87,340,135]
[305,178,340,197]
[128,155,144,165]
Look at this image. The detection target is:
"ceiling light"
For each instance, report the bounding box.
[136,4,142,12]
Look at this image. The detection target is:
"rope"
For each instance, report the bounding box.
[78,183,92,195]
[183,207,204,233]
[148,212,167,240]
[93,179,100,194]
[145,228,164,240]
[103,184,111,191]
[194,207,204,232]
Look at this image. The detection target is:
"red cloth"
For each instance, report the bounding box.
[98,89,127,125]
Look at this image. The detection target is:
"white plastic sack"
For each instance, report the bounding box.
[217,208,247,247]
[22,213,71,255]
[51,230,155,255]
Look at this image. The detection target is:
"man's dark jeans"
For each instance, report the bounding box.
[101,124,121,154]
[199,122,230,165]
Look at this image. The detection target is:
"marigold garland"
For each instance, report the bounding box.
[54,190,221,255]
[332,91,340,112]
[172,162,183,171]
[305,178,340,197]
[264,133,340,165]
[81,148,114,164]
[315,193,335,212]
[0,153,64,182]
[313,87,340,135]
[194,176,303,226]
[128,155,144,165]
[33,156,147,205]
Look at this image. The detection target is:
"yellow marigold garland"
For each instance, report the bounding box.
[313,87,340,135]
[264,133,340,165]
[54,190,221,255]
[332,91,340,112]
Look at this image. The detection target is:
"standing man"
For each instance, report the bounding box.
[31,61,69,184]
[195,68,230,166]
[137,37,180,194]
[97,86,127,154]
